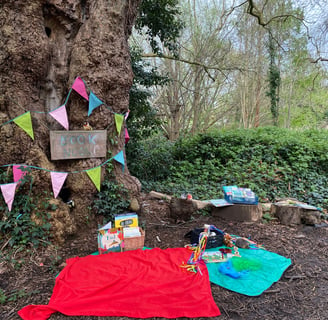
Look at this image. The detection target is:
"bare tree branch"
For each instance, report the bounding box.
[141,53,255,78]
[309,56,328,63]
[142,53,220,81]
[243,1,328,63]
[247,0,266,26]
[246,0,304,27]
[232,0,249,11]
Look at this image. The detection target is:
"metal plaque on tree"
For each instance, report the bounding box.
[50,130,107,160]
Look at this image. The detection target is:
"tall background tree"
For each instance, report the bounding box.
[136,0,328,140]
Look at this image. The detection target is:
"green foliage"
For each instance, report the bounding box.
[262,212,276,223]
[129,128,328,209]
[0,288,40,305]
[47,251,62,274]
[135,0,184,55]
[128,133,175,181]
[0,168,52,248]
[0,289,6,304]
[131,48,169,88]
[93,179,130,222]
[127,47,168,143]
[128,1,183,147]
[266,32,281,125]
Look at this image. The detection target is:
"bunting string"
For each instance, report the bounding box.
[0,76,131,211]
[0,150,126,211]
[3,97,52,131]
[0,150,124,174]
[0,76,129,130]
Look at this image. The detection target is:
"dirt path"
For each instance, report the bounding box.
[1,194,327,320]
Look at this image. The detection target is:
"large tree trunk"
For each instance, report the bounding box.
[0,0,141,233]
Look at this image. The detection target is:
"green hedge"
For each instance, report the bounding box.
[127,128,328,209]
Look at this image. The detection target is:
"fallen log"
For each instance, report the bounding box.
[148,191,210,210]
[149,191,172,201]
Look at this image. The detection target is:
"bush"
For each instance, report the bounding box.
[127,128,328,209]
[127,134,175,181]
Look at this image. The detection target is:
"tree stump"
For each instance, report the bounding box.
[211,204,262,222]
[169,198,198,221]
[272,204,321,226]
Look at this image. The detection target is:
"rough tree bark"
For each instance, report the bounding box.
[0,0,142,241]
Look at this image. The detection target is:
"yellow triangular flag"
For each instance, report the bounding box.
[13,111,34,140]
[114,114,124,134]
[86,167,101,192]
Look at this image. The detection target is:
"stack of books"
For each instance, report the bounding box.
[123,226,141,238]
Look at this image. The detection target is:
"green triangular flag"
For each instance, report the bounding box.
[86,167,101,192]
[114,113,124,134]
[13,111,34,140]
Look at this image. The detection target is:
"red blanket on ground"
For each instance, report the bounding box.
[18,247,220,319]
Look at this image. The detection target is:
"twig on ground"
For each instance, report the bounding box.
[284,275,306,281]
[264,289,281,293]
[0,237,11,251]
[148,222,190,229]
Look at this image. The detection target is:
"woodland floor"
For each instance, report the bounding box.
[1,192,328,320]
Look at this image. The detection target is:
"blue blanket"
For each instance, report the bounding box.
[206,247,292,296]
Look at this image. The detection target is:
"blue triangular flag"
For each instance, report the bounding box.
[88,91,103,116]
[113,151,125,172]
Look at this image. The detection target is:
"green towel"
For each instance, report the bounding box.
[206,247,292,296]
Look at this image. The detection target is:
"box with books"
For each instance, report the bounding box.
[123,227,145,251]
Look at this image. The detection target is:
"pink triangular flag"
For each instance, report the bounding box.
[50,172,68,198]
[13,165,27,183]
[49,105,69,130]
[0,182,18,211]
[124,109,130,120]
[72,76,89,101]
[124,128,130,144]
